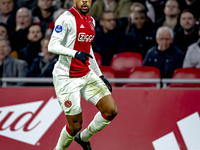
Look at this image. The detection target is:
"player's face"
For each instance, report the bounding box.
[74,0,92,15]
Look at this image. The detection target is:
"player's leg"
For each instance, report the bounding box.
[53,76,85,150]
[75,71,118,145]
[55,113,83,150]
[80,94,118,142]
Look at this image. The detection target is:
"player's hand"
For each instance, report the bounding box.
[99,75,112,92]
[74,51,93,65]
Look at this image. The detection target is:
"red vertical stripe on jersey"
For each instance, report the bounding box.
[68,7,95,78]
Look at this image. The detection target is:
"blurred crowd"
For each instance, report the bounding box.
[0,0,200,86]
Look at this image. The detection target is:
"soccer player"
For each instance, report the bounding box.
[48,0,118,149]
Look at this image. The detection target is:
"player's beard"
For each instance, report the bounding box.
[80,9,89,15]
[80,5,89,15]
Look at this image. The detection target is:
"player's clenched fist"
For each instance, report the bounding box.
[74,51,93,65]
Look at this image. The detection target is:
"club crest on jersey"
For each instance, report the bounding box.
[55,25,62,33]
[64,99,72,108]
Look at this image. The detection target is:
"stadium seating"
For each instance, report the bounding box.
[93,52,102,66]
[110,52,143,78]
[100,66,115,86]
[123,66,161,87]
[169,67,200,87]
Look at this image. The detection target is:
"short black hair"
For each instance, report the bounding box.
[181,9,196,19]
[100,11,114,20]
[0,23,8,33]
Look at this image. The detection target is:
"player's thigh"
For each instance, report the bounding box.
[81,71,111,106]
[96,94,118,117]
[53,76,83,116]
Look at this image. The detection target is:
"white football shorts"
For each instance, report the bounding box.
[53,70,111,115]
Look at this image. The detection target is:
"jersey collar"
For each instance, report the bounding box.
[72,6,90,19]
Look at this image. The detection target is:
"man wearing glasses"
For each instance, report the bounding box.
[92,11,125,66]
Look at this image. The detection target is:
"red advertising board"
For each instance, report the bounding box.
[0,88,200,150]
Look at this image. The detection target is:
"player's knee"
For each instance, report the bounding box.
[104,106,118,120]
[110,106,118,118]
[69,123,82,135]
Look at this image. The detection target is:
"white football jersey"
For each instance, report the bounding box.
[48,7,102,78]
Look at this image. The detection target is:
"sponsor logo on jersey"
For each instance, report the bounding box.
[0,97,62,145]
[55,25,62,33]
[78,32,94,42]
[80,24,85,28]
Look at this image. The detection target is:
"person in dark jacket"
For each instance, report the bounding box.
[27,35,58,77]
[9,7,33,54]
[32,0,56,35]
[92,11,126,66]
[143,26,184,78]
[0,37,28,86]
[174,9,199,54]
[118,10,156,58]
[18,24,43,68]
[0,0,17,36]
[154,0,181,33]
[177,0,200,20]
[145,0,167,23]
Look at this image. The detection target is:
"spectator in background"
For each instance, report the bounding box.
[174,9,199,54]
[45,8,66,36]
[143,26,184,78]
[10,7,33,54]
[92,11,126,66]
[130,2,146,12]
[118,2,147,31]
[155,0,181,32]
[145,0,167,23]
[0,37,28,86]
[89,0,134,21]
[16,0,38,11]
[183,26,200,68]
[53,0,73,10]
[0,0,16,36]
[27,35,58,77]
[0,23,9,39]
[0,22,18,58]
[32,0,56,34]
[18,25,43,68]
[118,10,156,58]
[132,0,146,5]
[178,0,200,20]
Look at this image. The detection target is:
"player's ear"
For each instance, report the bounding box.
[73,0,76,4]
